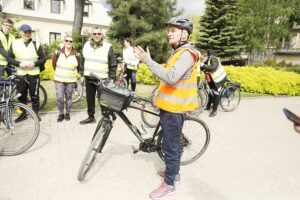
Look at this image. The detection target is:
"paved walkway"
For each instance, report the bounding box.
[1,97,300,200]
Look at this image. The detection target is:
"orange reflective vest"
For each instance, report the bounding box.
[156,48,198,113]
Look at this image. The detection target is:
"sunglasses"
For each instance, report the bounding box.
[92,33,101,36]
[24,31,32,34]
[65,40,73,43]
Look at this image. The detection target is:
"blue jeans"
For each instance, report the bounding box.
[160,109,185,186]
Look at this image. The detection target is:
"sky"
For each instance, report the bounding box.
[176,0,206,16]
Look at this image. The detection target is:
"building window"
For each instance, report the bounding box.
[83,4,89,17]
[49,32,61,44]
[51,0,61,14]
[24,0,34,10]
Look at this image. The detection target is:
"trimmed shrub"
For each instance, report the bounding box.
[225,65,300,96]
[40,60,54,80]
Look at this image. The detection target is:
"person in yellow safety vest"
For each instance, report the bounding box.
[7,24,46,122]
[79,26,117,124]
[0,18,15,76]
[52,35,80,122]
[200,50,227,117]
[122,37,139,92]
[134,17,198,199]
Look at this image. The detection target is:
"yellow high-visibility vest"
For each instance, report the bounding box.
[156,48,198,113]
[54,53,78,83]
[0,32,15,65]
[12,39,39,75]
[83,41,110,78]
[208,56,226,83]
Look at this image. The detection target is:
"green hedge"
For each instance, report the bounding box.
[225,66,300,96]
[40,60,300,96]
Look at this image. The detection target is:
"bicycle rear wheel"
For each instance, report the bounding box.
[157,116,210,165]
[0,102,40,156]
[77,118,111,181]
[39,85,47,110]
[72,80,84,103]
[220,84,241,112]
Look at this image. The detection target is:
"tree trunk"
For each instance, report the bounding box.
[72,0,84,35]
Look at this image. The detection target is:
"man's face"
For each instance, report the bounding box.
[167,26,182,45]
[92,29,102,43]
[2,22,13,33]
[21,30,32,41]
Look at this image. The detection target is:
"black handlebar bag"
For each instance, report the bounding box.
[97,80,132,112]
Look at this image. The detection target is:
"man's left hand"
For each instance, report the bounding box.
[134,46,151,63]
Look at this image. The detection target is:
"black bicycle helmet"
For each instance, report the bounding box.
[165,17,193,34]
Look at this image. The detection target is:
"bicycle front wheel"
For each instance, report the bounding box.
[77,118,111,181]
[0,102,40,156]
[157,116,210,165]
[220,84,241,112]
[72,80,84,103]
[187,90,204,117]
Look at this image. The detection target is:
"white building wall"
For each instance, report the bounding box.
[1,0,111,44]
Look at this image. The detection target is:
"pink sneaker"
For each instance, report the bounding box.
[149,182,175,199]
[157,171,180,184]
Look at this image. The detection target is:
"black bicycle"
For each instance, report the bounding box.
[0,74,40,156]
[77,73,210,181]
[199,76,241,112]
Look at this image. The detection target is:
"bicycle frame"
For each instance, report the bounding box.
[99,97,162,154]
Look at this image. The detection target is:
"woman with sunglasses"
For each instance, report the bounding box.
[52,35,80,122]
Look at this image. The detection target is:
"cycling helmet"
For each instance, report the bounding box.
[165,17,193,34]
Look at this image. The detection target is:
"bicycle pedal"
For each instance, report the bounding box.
[131,146,140,154]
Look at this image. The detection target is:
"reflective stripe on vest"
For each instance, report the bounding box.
[0,32,15,65]
[83,41,110,78]
[208,56,226,83]
[12,39,39,75]
[156,48,198,113]
[54,53,78,83]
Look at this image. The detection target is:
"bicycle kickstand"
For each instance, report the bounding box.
[131,146,140,154]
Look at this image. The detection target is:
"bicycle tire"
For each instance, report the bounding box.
[0,102,40,156]
[72,80,84,103]
[77,118,111,181]
[187,90,204,117]
[199,87,209,109]
[220,83,241,112]
[38,85,47,110]
[141,87,159,128]
[157,116,210,165]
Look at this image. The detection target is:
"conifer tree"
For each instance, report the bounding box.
[107,0,178,63]
[197,0,245,59]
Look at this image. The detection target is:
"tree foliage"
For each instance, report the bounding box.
[107,0,178,63]
[196,0,245,59]
[237,0,298,54]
